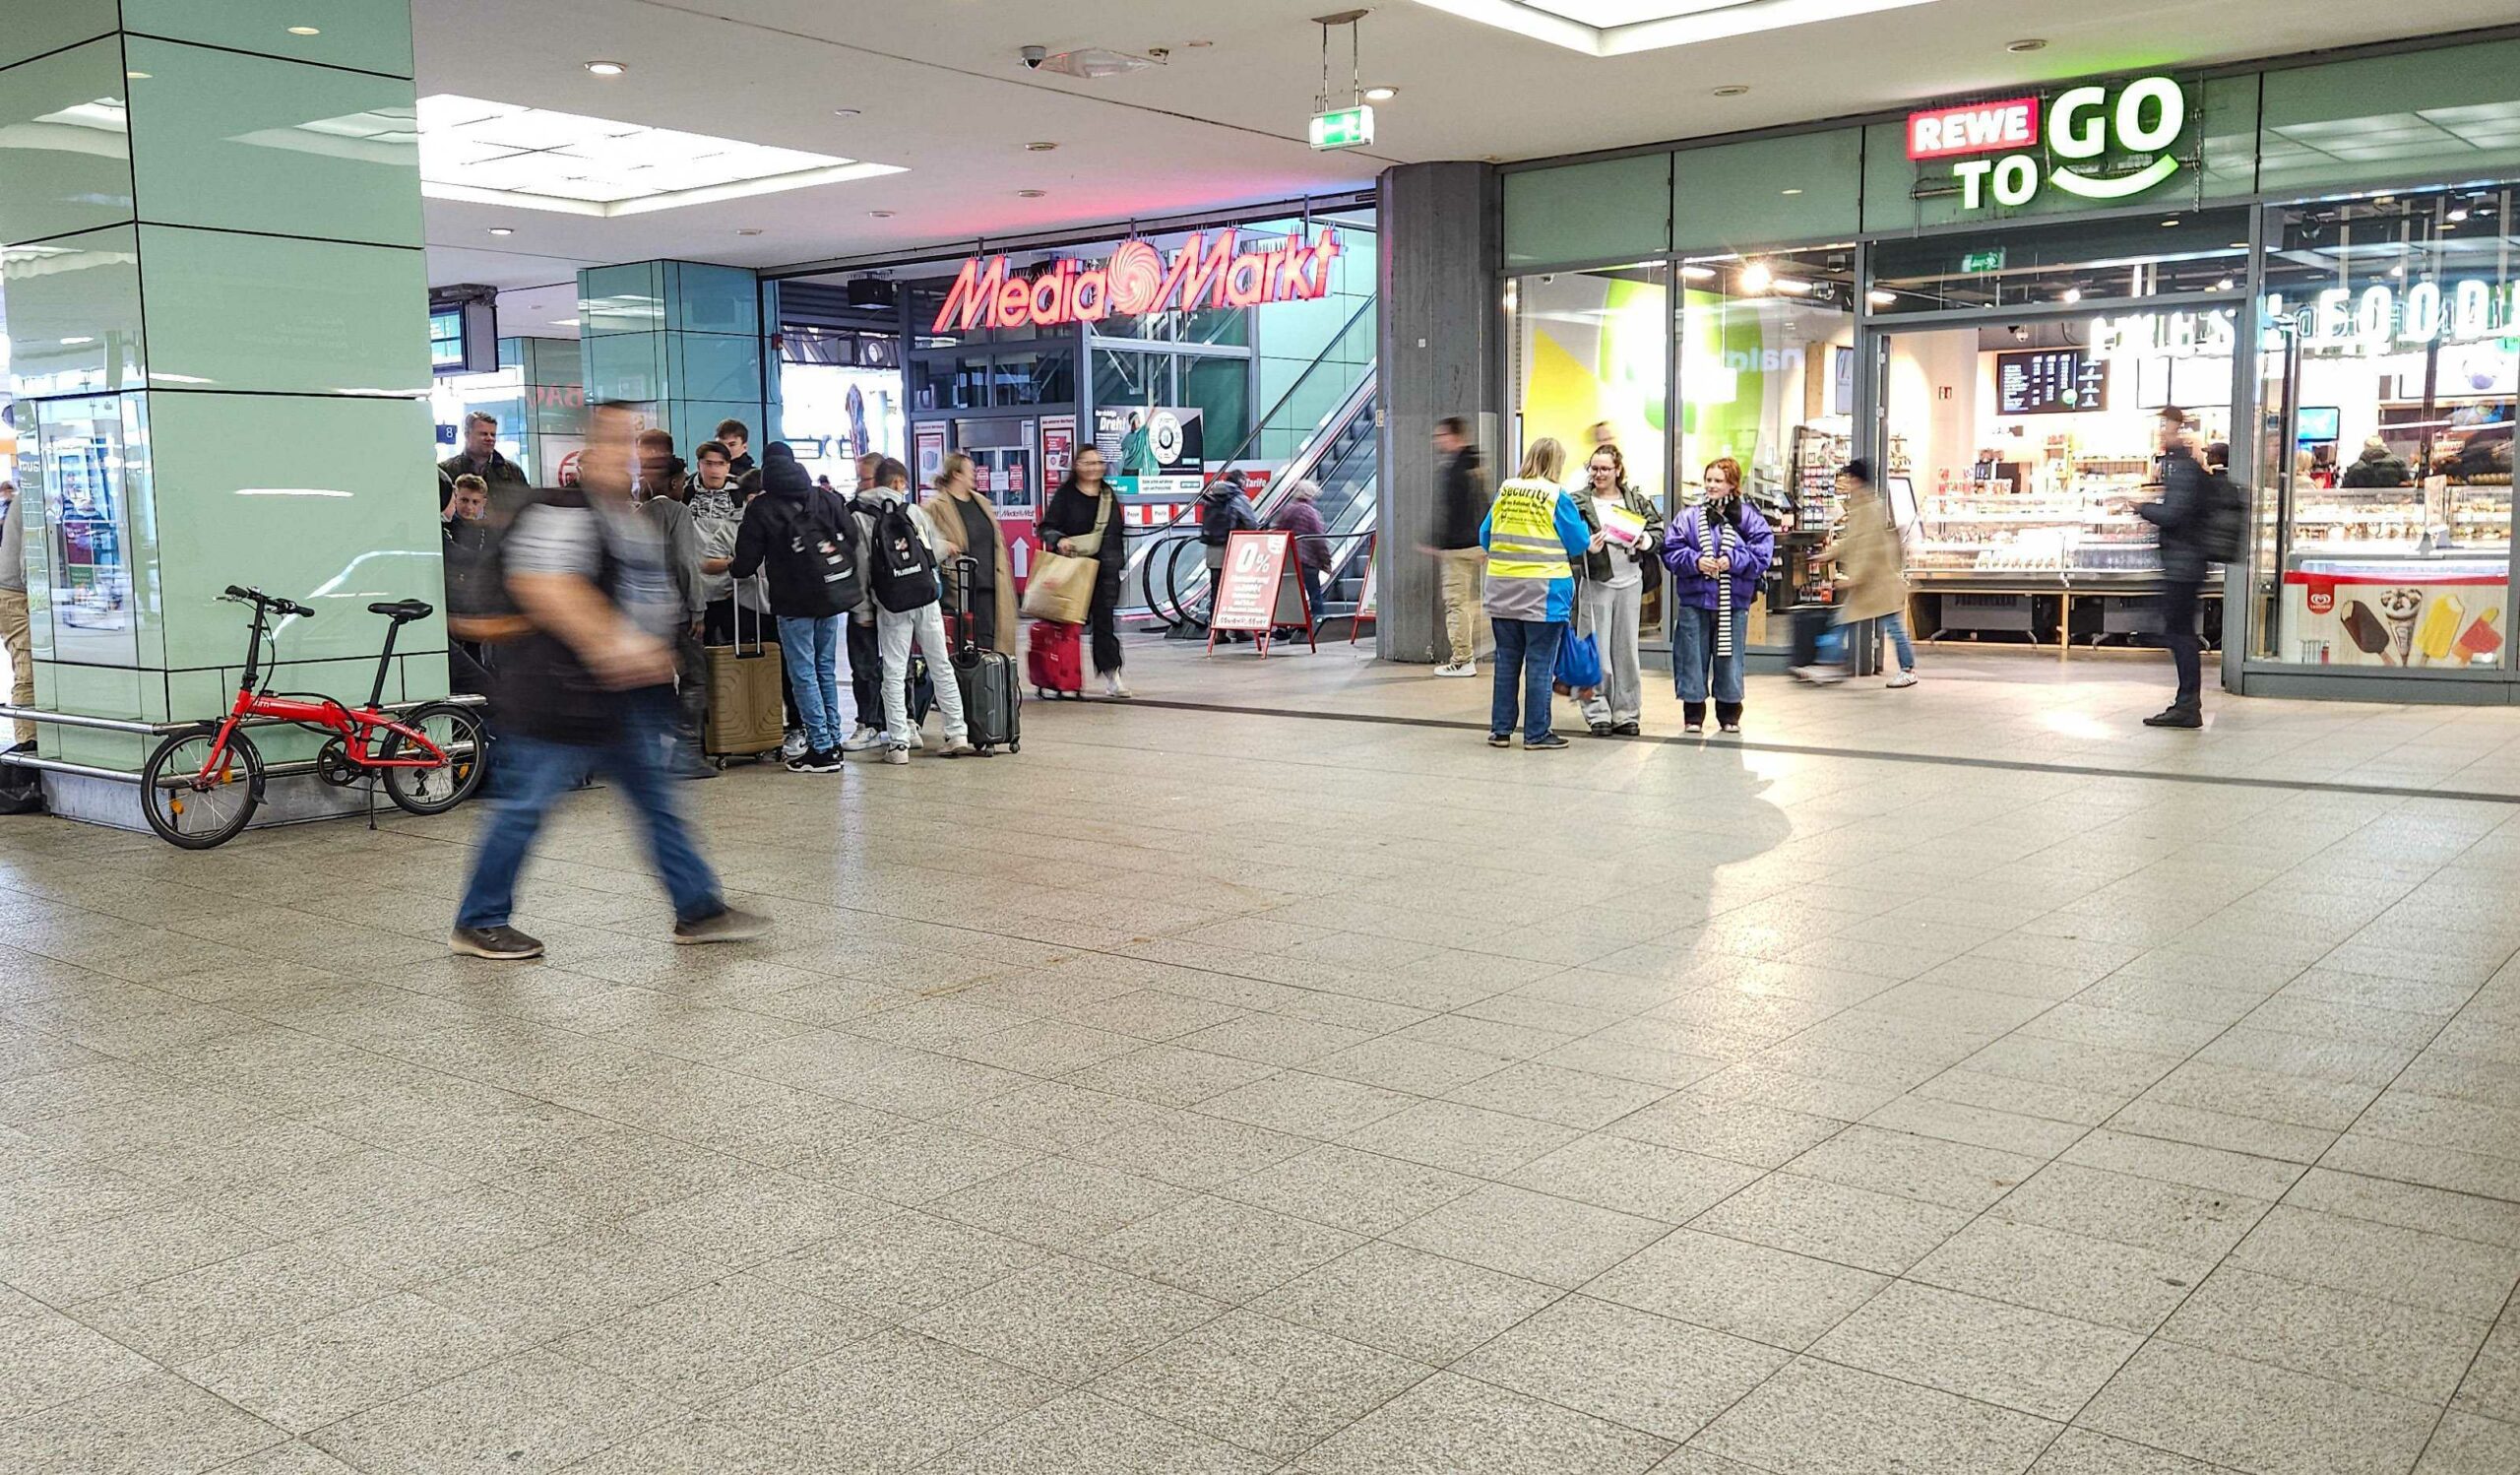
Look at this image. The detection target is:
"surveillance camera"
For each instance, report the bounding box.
[1019,45,1046,70]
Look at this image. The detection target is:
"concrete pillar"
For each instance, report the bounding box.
[578,260,778,455]
[1,2,441,811]
[1375,161,1501,664]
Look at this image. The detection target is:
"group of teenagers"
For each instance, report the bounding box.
[1475,436,1920,748]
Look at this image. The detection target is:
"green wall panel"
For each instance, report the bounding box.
[1672,129,1862,256]
[1505,153,1670,270]
[137,224,429,396]
[118,0,414,78]
[144,391,443,672]
[676,333,762,403]
[581,261,665,336]
[665,260,762,336]
[0,37,133,247]
[585,331,667,403]
[2258,38,2520,196]
[0,0,117,71]
[123,38,422,246]
[3,225,145,398]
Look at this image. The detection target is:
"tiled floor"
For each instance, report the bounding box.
[4,639,2519,1473]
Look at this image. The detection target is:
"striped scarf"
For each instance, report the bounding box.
[1708,511,1739,658]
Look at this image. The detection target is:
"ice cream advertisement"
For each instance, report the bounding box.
[2284,561,2506,667]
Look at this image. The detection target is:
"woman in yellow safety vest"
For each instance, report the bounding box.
[1480,437,1601,749]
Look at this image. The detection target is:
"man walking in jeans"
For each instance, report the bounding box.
[451,406,766,960]
[1431,417,1489,676]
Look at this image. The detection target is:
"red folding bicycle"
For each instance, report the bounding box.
[139,585,491,849]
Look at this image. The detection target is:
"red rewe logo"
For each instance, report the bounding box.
[930,228,1343,334]
[1908,96,2041,160]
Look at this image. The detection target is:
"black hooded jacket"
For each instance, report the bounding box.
[730,444,859,616]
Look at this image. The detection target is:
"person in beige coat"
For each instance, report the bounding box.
[1808,459,1918,688]
[923,453,1019,659]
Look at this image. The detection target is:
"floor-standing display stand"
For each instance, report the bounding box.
[1208,531,1314,657]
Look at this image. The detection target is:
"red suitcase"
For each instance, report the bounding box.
[1027,619,1084,699]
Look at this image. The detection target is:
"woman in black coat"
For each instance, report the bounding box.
[1038,445,1131,697]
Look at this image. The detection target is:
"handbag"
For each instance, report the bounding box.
[1066,492,1116,558]
[1554,628,1604,690]
[1020,549,1097,624]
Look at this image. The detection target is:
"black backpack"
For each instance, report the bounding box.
[867,496,941,612]
[766,488,862,617]
[2196,470,2247,564]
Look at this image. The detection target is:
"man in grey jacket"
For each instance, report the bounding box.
[0,484,30,749]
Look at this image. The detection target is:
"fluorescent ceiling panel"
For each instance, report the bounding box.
[398,94,903,217]
[1411,0,1939,55]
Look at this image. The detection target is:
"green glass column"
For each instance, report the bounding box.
[579,260,780,454]
[0,2,439,823]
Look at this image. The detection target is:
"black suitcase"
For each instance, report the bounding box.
[946,555,1020,754]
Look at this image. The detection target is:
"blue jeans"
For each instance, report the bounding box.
[1490,618,1564,741]
[1880,610,1917,673]
[777,614,847,751]
[1671,605,1746,704]
[456,693,724,930]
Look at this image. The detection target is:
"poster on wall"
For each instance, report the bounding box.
[1094,406,1203,492]
[914,424,946,487]
[1522,274,1669,500]
[1040,415,1075,497]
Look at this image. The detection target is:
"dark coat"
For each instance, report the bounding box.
[1040,482,1127,567]
[1435,446,1488,550]
[2137,447,2211,585]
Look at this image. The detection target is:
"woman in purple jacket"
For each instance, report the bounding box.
[1270,481,1331,622]
[1661,457,1774,736]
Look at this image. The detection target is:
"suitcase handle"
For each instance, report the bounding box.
[951,553,981,660]
[734,588,771,658]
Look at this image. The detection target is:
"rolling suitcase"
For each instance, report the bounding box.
[703,602,785,764]
[1027,618,1084,700]
[945,556,1020,753]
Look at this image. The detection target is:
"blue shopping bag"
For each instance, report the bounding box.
[1554,628,1603,689]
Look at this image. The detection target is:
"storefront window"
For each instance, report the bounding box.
[1509,264,1669,500]
[1870,213,2249,315]
[1180,356,1251,457]
[1093,348,1169,414]
[989,350,1075,407]
[2253,186,2516,668]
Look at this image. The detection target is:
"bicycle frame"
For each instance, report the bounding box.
[181,601,451,785]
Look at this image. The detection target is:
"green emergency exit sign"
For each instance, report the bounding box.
[1309,104,1375,151]
[1961,248,2007,273]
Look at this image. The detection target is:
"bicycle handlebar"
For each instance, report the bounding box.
[222,586,315,619]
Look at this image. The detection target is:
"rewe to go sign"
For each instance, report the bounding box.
[1908,76,2186,211]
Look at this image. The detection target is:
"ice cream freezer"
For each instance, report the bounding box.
[2280,555,2508,668]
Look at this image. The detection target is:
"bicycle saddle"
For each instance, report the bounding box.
[367,599,434,622]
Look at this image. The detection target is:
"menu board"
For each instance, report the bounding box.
[1995,350,2108,416]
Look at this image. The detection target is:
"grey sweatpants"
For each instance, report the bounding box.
[1578,580,1644,726]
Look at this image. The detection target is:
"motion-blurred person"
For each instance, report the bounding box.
[437,411,528,505]
[1793,460,1916,689]
[732,443,859,773]
[2129,417,2212,729]
[928,453,1016,655]
[452,405,765,960]
[1271,481,1330,624]
[1480,437,1595,750]
[634,430,711,778]
[0,481,30,750]
[1573,444,1664,735]
[1662,458,1774,736]
[2340,435,2408,487]
[1431,417,1489,676]
[860,458,975,763]
[1040,445,1133,698]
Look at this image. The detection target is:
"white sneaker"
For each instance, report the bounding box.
[781,729,808,760]
[841,727,885,753]
[936,738,976,758]
[883,743,910,766]
[1885,671,1919,688]
[1103,673,1133,699]
[1789,665,1846,685]
[1434,662,1477,677]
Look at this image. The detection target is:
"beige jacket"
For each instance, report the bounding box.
[1830,493,1908,623]
[922,488,1019,657]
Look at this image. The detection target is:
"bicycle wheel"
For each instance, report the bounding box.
[380,702,489,815]
[140,727,263,849]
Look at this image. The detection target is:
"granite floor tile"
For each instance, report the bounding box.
[1215,1143,1482,1236]
[1079,1193,1363,1302]
[1091,1310,1434,1460]
[705,1326,1061,1470]
[1337,1098,1585,1177]
[1995,1163,2273,1261]
[1583,1229,1889,1351]
[759,1209,1045,1321]
[1292,1371,1673,1475]
[305,1349,680,1475]
[1505,1133,1765,1222]
[1690,1356,2059,1475]
[1386,1182,1670,1288]
[921,1390,1280,1475]
[551,1270,878,1404]
[0,1371,285,1475]
[1250,1241,1560,1365]
[2416,1411,2520,1474]
[179,1291,530,1433]
[1454,1294,1786,1441]
[908,1256,1226,1382]
[0,1299,157,1421]
[2226,1205,2520,1318]
[2077,1339,2438,1475]
[1907,1216,2215,1334]
[1689,1172,1975,1275]
[1811,1280,2143,1421]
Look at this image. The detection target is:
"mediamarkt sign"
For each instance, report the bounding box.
[931,228,1345,333]
[1909,76,2186,211]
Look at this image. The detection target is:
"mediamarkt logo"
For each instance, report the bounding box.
[930,228,1344,333]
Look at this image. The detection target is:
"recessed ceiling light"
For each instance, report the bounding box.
[2447,207,2470,223]
[2060,287,2082,303]
[2228,240,2247,249]
[486,226,514,236]
[1185,39,1213,47]
[287,27,321,36]
[1781,187,1802,196]
[584,60,626,77]
[2005,38,2046,52]
[1677,265,1716,281]
[869,210,895,219]
[1016,188,1047,198]
[832,109,860,119]
[1712,85,1748,97]
[735,227,764,235]
[1738,261,1773,292]
[1364,86,1397,100]
[551,318,580,327]
[2215,277,2235,290]
[125,70,150,79]
[2159,218,2179,226]
[59,336,94,346]
[1025,141,1059,152]
[1866,289,1896,306]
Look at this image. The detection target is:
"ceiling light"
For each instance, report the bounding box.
[2005,38,2047,52]
[2447,207,2470,223]
[1712,85,1749,97]
[735,227,764,235]
[1186,39,1213,47]
[2228,240,2247,249]
[1738,261,1773,293]
[486,226,513,236]
[287,27,321,36]
[125,71,150,79]
[583,60,626,77]
[2215,277,2235,290]
[1418,2,1939,56]
[1016,188,1047,198]
[1866,289,1896,306]
[869,209,895,218]
[1031,47,1156,79]
[2387,263,2405,278]
[550,318,580,327]
[1781,187,1802,196]
[2060,287,2082,303]
[1025,141,1059,152]
[1364,86,1397,100]
[411,94,903,217]
[833,108,860,118]
[59,337,94,346]
[1678,265,1716,281]
[2159,218,2179,226]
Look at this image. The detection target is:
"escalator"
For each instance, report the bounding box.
[1132,296,1381,631]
